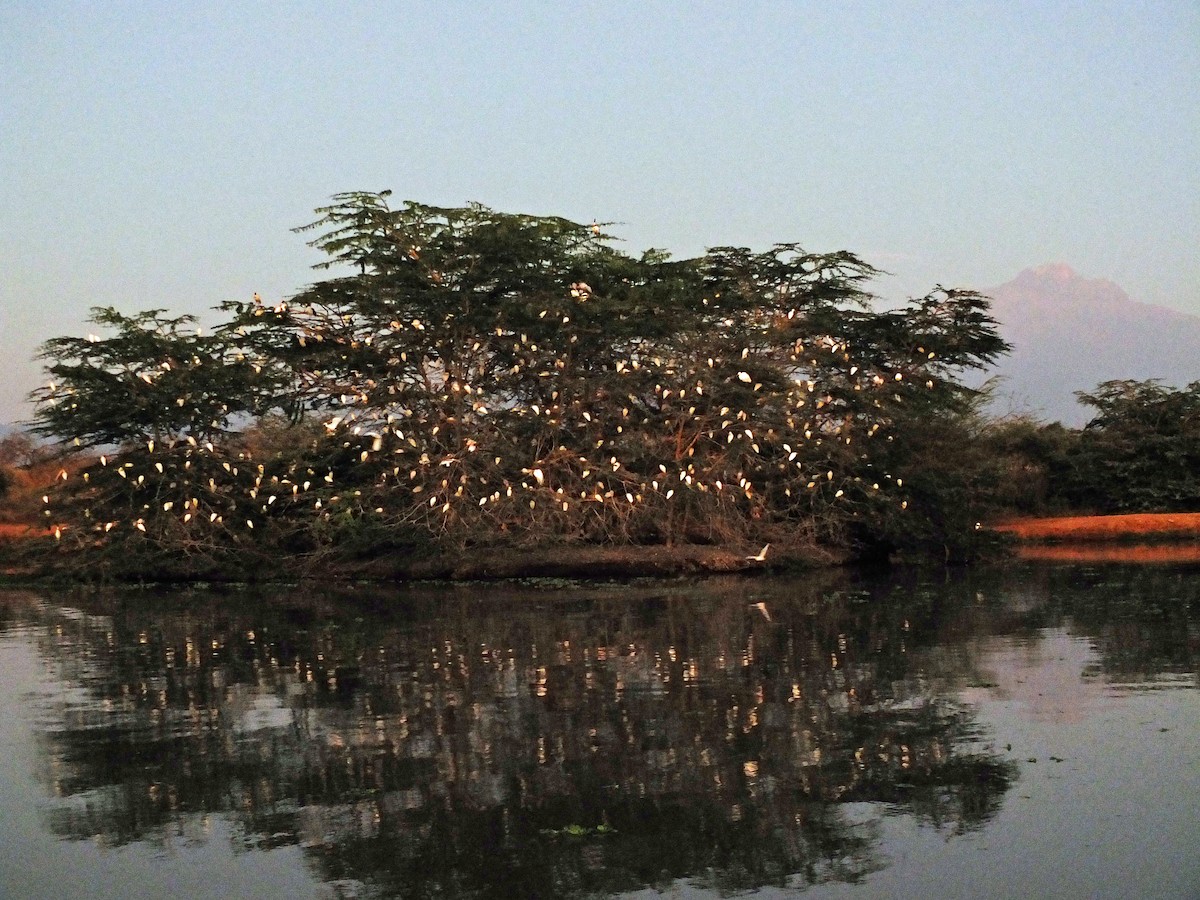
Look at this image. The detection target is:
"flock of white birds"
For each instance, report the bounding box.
[37,254,950,553]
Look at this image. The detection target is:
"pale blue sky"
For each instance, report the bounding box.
[2,1,1197,423]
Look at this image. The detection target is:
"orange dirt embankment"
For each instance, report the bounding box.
[991,512,1200,543]
[0,523,38,542]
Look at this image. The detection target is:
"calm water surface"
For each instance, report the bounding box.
[0,563,1197,899]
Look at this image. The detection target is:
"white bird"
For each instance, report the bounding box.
[749,601,772,621]
[746,543,770,562]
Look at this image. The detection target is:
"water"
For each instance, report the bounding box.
[0,563,1196,899]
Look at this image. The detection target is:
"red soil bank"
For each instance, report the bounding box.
[993,513,1200,542]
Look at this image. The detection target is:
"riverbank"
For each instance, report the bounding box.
[355,541,846,580]
[992,512,1200,542]
[0,523,33,541]
[990,512,1200,565]
[0,531,845,584]
[10,511,1198,584]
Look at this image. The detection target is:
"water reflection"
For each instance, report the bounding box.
[1,564,1196,898]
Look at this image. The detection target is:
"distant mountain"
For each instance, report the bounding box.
[977,264,1200,425]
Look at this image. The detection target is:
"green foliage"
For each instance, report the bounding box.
[27,310,300,561]
[1062,380,1200,512]
[963,381,1200,519]
[31,308,281,448]
[843,384,1015,562]
[975,417,1080,516]
[29,193,1009,568]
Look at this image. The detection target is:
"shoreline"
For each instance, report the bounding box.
[991,512,1200,543]
[0,539,847,585]
[8,510,1200,585]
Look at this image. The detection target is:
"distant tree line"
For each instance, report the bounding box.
[977,379,1200,516]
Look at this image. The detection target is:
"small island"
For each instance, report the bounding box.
[2,194,1198,582]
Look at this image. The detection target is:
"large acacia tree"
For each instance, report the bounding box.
[32,192,1007,563]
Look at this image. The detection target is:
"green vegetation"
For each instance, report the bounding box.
[19,193,1029,575]
[976,380,1200,517]
[1064,379,1200,512]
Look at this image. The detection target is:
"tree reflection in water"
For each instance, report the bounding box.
[0,570,1080,898]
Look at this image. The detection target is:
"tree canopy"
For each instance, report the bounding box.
[1065,379,1200,512]
[29,193,1009,572]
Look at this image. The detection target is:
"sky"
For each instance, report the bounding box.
[2,1,1197,426]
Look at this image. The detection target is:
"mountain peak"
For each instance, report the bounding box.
[1002,263,1129,306]
[980,266,1200,424]
[1028,262,1077,281]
